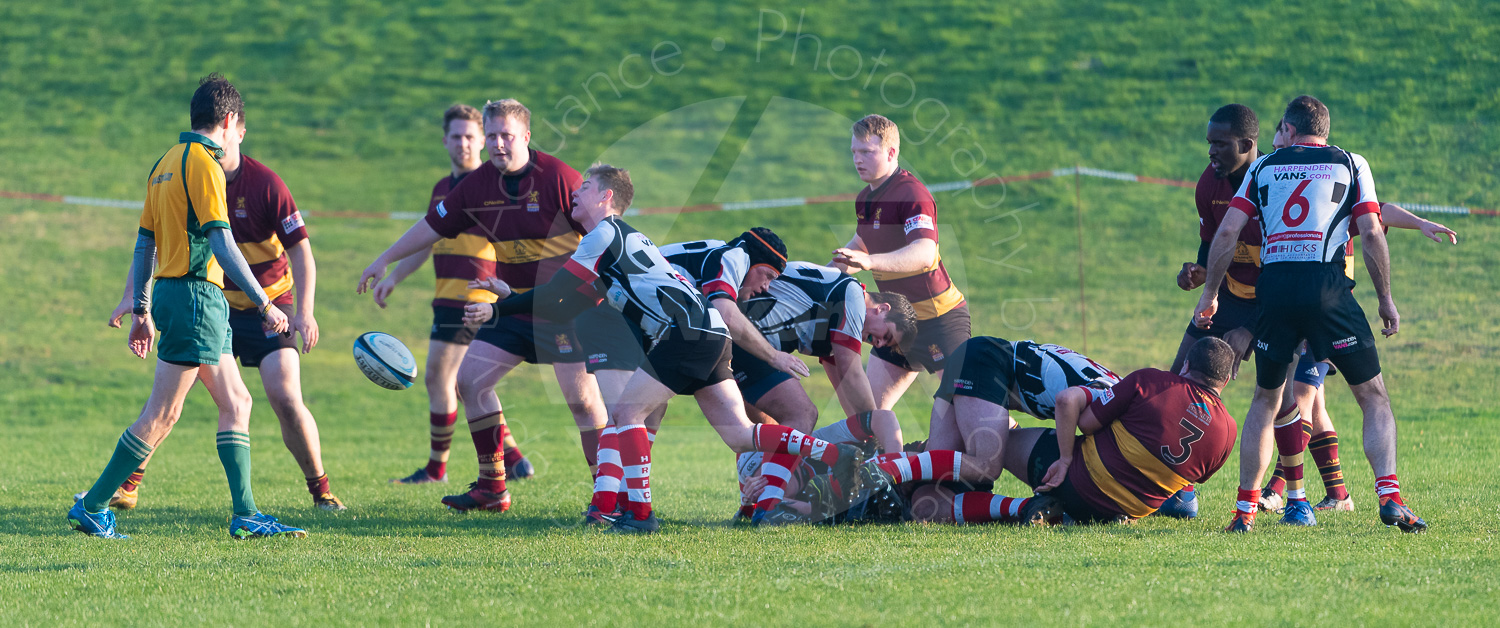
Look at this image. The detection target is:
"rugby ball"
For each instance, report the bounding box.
[353,332,418,390]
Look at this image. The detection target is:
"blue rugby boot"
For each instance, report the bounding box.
[230,512,308,540]
[68,499,128,539]
[1280,499,1318,526]
[1155,488,1199,519]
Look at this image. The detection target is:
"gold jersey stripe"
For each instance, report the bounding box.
[871,253,943,282]
[1081,434,1156,519]
[238,236,286,266]
[492,233,581,265]
[1106,421,1192,495]
[434,278,501,304]
[909,284,966,320]
[433,233,497,260]
[223,272,294,311]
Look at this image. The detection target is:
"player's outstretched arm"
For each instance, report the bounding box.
[463,269,596,327]
[1355,212,1399,337]
[358,219,444,295]
[1379,203,1458,244]
[1038,387,1095,491]
[834,238,936,274]
[208,227,288,335]
[1193,211,1250,329]
[716,300,809,379]
[828,234,865,273]
[372,247,432,308]
[285,239,319,353]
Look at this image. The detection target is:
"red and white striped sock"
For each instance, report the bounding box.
[753,454,799,512]
[1235,487,1260,517]
[590,426,622,513]
[1376,474,1404,506]
[876,451,962,485]
[952,492,1030,524]
[618,424,653,519]
[753,424,842,466]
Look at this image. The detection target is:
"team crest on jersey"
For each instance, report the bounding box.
[928,344,945,362]
[527,191,540,212]
[235,196,247,218]
[555,333,574,354]
[872,207,882,229]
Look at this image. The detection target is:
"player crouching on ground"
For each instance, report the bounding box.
[854,337,1240,526]
[463,163,864,534]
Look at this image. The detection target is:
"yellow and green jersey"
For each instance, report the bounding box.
[140,132,231,288]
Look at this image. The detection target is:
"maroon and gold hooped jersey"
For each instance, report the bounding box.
[222,156,307,311]
[854,169,964,320]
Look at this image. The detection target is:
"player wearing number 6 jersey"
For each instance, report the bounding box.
[1196,95,1424,533]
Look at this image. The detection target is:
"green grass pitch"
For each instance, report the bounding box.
[2,1,1498,625]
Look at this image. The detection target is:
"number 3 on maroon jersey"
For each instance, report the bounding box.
[1160,418,1205,465]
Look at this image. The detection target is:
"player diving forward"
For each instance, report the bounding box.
[96,99,344,512]
[70,75,304,539]
[464,164,863,534]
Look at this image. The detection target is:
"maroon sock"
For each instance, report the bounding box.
[1309,431,1349,501]
[500,423,524,466]
[426,411,457,479]
[118,467,146,493]
[469,412,507,494]
[306,474,330,497]
[580,427,602,472]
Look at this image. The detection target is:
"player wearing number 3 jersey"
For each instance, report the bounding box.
[1196,95,1424,533]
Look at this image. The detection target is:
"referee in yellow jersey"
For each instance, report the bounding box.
[69,74,306,540]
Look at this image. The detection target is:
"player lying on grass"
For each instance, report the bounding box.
[576,229,796,522]
[94,105,344,513]
[369,103,536,486]
[463,163,864,534]
[71,74,305,540]
[358,99,608,514]
[1250,117,1459,521]
[847,337,1241,526]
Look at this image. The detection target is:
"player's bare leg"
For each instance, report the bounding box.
[442,341,525,512]
[925,397,963,451]
[260,348,343,510]
[76,361,198,523]
[748,379,819,433]
[1228,377,1286,532]
[953,396,1012,483]
[552,362,608,474]
[1347,373,1423,531]
[867,355,920,411]
[196,355,306,538]
[392,339,469,484]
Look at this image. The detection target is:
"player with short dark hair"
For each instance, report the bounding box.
[70,74,305,540]
[370,104,537,486]
[1196,95,1426,533]
[98,111,344,512]
[359,99,608,513]
[833,114,971,411]
[464,163,863,534]
[863,337,1239,527]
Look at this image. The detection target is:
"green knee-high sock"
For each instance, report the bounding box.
[83,431,154,512]
[216,431,257,517]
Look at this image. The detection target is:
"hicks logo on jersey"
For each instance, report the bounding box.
[904,214,934,234]
[281,211,305,235]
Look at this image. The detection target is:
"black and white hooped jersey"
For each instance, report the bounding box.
[1011,340,1120,419]
[658,239,749,302]
[739,261,864,358]
[563,217,727,346]
[1229,143,1380,265]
